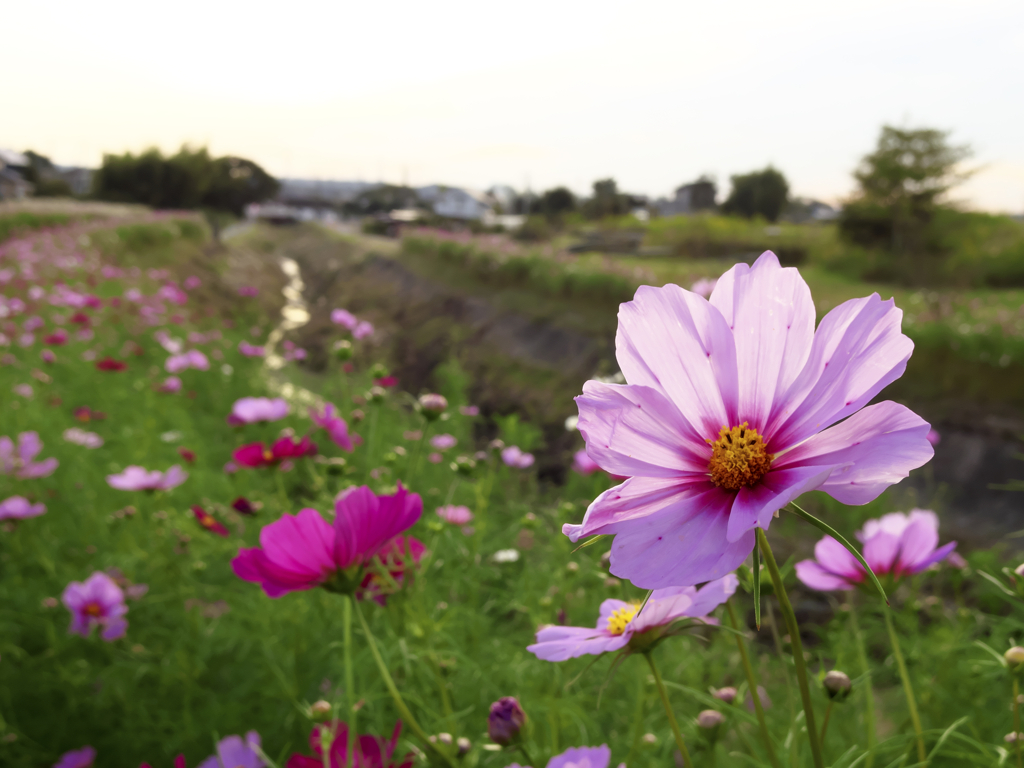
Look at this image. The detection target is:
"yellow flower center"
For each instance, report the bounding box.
[707,422,773,491]
[263,450,274,462]
[606,602,642,635]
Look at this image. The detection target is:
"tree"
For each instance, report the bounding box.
[722,167,789,222]
[584,178,631,219]
[839,126,972,256]
[537,187,576,218]
[20,151,72,197]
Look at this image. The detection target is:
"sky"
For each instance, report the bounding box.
[6,0,1024,211]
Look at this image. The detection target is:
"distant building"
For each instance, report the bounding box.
[417,185,493,220]
[57,167,94,196]
[276,179,379,208]
[786,198,838,223]
[0,168,32,200]
[657,179,717,216]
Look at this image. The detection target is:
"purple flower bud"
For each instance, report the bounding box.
[418,393,448,420]
[712,686,737,704]
[456,737,471,755]
[697,709,725,729]
[488,697,526,745]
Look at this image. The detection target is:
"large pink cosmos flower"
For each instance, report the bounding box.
[0,431,60,479]
[796,509,957,591]
[232,484,422,598]
[565,252,933,588]
[528,574,737,661]
[0,495,47,520]
[106,465,188,491]
[62,571,128,641]
[309,403,354,451]
[228,397,290,425]
[508,745,614,768]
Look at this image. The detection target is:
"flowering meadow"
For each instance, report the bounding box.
[3,212,1024,768]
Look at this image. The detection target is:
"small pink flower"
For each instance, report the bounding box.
[428,452,443,464]
[430,434,457,451]
[353,320,374,340]
[459,405,480,416]
[159,376,182,393]
[690,277,719,298]
[106,465,188,491]
[309,403,353,451]
[238,286,260,297]
[63,428,104,448]
[572,449,601,475]
[228,397,290,425]
[13,383,33,398]
[926,429,941,446]
[436,505,473,525]
[0,432,59,479]
[193,506,230,537]
[53,745,97,768]
[331,308,359,330]
[0,495,46,520]
[502,446,535,469]
[238,341,265,357]
[62,572,128,641]
[233,437,317,468]
[184,276,202,290]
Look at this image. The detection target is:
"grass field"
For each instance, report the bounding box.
[2,210,1024,768]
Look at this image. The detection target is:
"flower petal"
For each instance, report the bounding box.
[894,509,941,574]
[814,535,864,580]
[795,559,856,591]
[575,381,710,477]
[726,464,837,542]
[527,625,628,661]
[710,252,815,432]
[767,294,914,449]
[548,746,612,768]
[774,401,933,505]
[615,283,739,438]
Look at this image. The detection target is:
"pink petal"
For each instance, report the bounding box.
[774,401,933,505]
[630,587,696,632]
[260,508,337,577]
[563,476,710,541]
[709,252,815,433]
[795,559,856,591]
[685,573,740,617]
[527,625,628,661]
[615,283,739,438]
[813,535,864,580]
[863,531,900,574]
[767,294,914,450]
[909,540,957,574]
[726,464,837,542]
[548,746,611,768]
[894,509,940,573]
[575,381,711,477]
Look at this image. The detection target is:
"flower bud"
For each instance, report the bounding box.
[333,340,353,361]
[488,439,505,452]
[367,386,386,404]
[350,409,365,423]
[712,686,737,705]
[823,670,852,702]
[437,733,453,747]
[488,697,526,745]
[310,700,332,720]
[1006,646,1024,669]
[697,710,725,729]
[1015,563,1024,578]
[369,363,389,379]
[456,737,471,756]
[418,393,448,421]
[451,455,477,476]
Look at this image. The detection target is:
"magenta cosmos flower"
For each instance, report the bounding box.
[528,574,737,661]
[228,396,290,425]
[232,484,422,598]
[107,465,188,491]
[287,722,413,768]
[233,436,317,468]
[508,746,614,768]
[0,431,59,479]
[0,495,46,520]
[796,509,957,591]
[62,571,128,641]
[309,403,353,451]
[565,252,933,588]
[53,746,96,768]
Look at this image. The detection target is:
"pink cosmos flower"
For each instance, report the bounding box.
[796,509,957,591]
[44,329,68,345]
[0,431,60,479]
[430,434,458,450]
[330,308,359,330]
[41,349,57,364]
[428,452,444,464]
[193,506,230,537]
[233,436,317,468]
[63,427,104,448]
[353,320,374,340]
[436,505,473,525]
[184,276,202,290]
[507,746,614,768]
[232,484,423,598]
[239,286,260,297]
[159,376,182,393]
[460,405,480,416]
[565,252,933,588]
[572,449,601,475]
[53,746,97,768]
[197,732,264,768]
[926,428,941,446]
[528,574,737,661]
[165,349,210,373]
[0,495,46,520]
[62,571,128,641]
[286,722,413,768]
[106,465,188,491]
[309,403,353,451]
[238,341,265,357]
[13,383,33,398]
[502,445,535,469]
[691,277,719,299]
[228,397,290,425]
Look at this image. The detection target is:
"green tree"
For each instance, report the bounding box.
[537,186,576,218]
[722,167,789,222]
[584,178,631,219]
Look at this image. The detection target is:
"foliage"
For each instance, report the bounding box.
[582,179,633,220]
[344,185,421,216]
[0,212,73,243]
[721,167,790,222]
[536,187,577,219]
[93,146,278,216]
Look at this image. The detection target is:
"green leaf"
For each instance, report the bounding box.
[753,544,762,630]
[571,534,607,553]
[789,502,888,607]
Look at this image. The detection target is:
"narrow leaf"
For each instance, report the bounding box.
[789,502,889,607]
[928,716,970,759]
[753,543,762,629]
[571,534,606,553]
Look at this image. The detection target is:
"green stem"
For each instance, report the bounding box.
[274,470,289,510]
[343,596,356,768]
[882,609,926,765]
[352,599,457,768]
[726,600,780,768]
[849,602,876,768]
[517,744,538,768]
[645,653,694,768]
[1014,678,1022,768]
[819,702,833,748]
[756,529,824,768]
[625,673,648,768]
[364,406,380,481]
